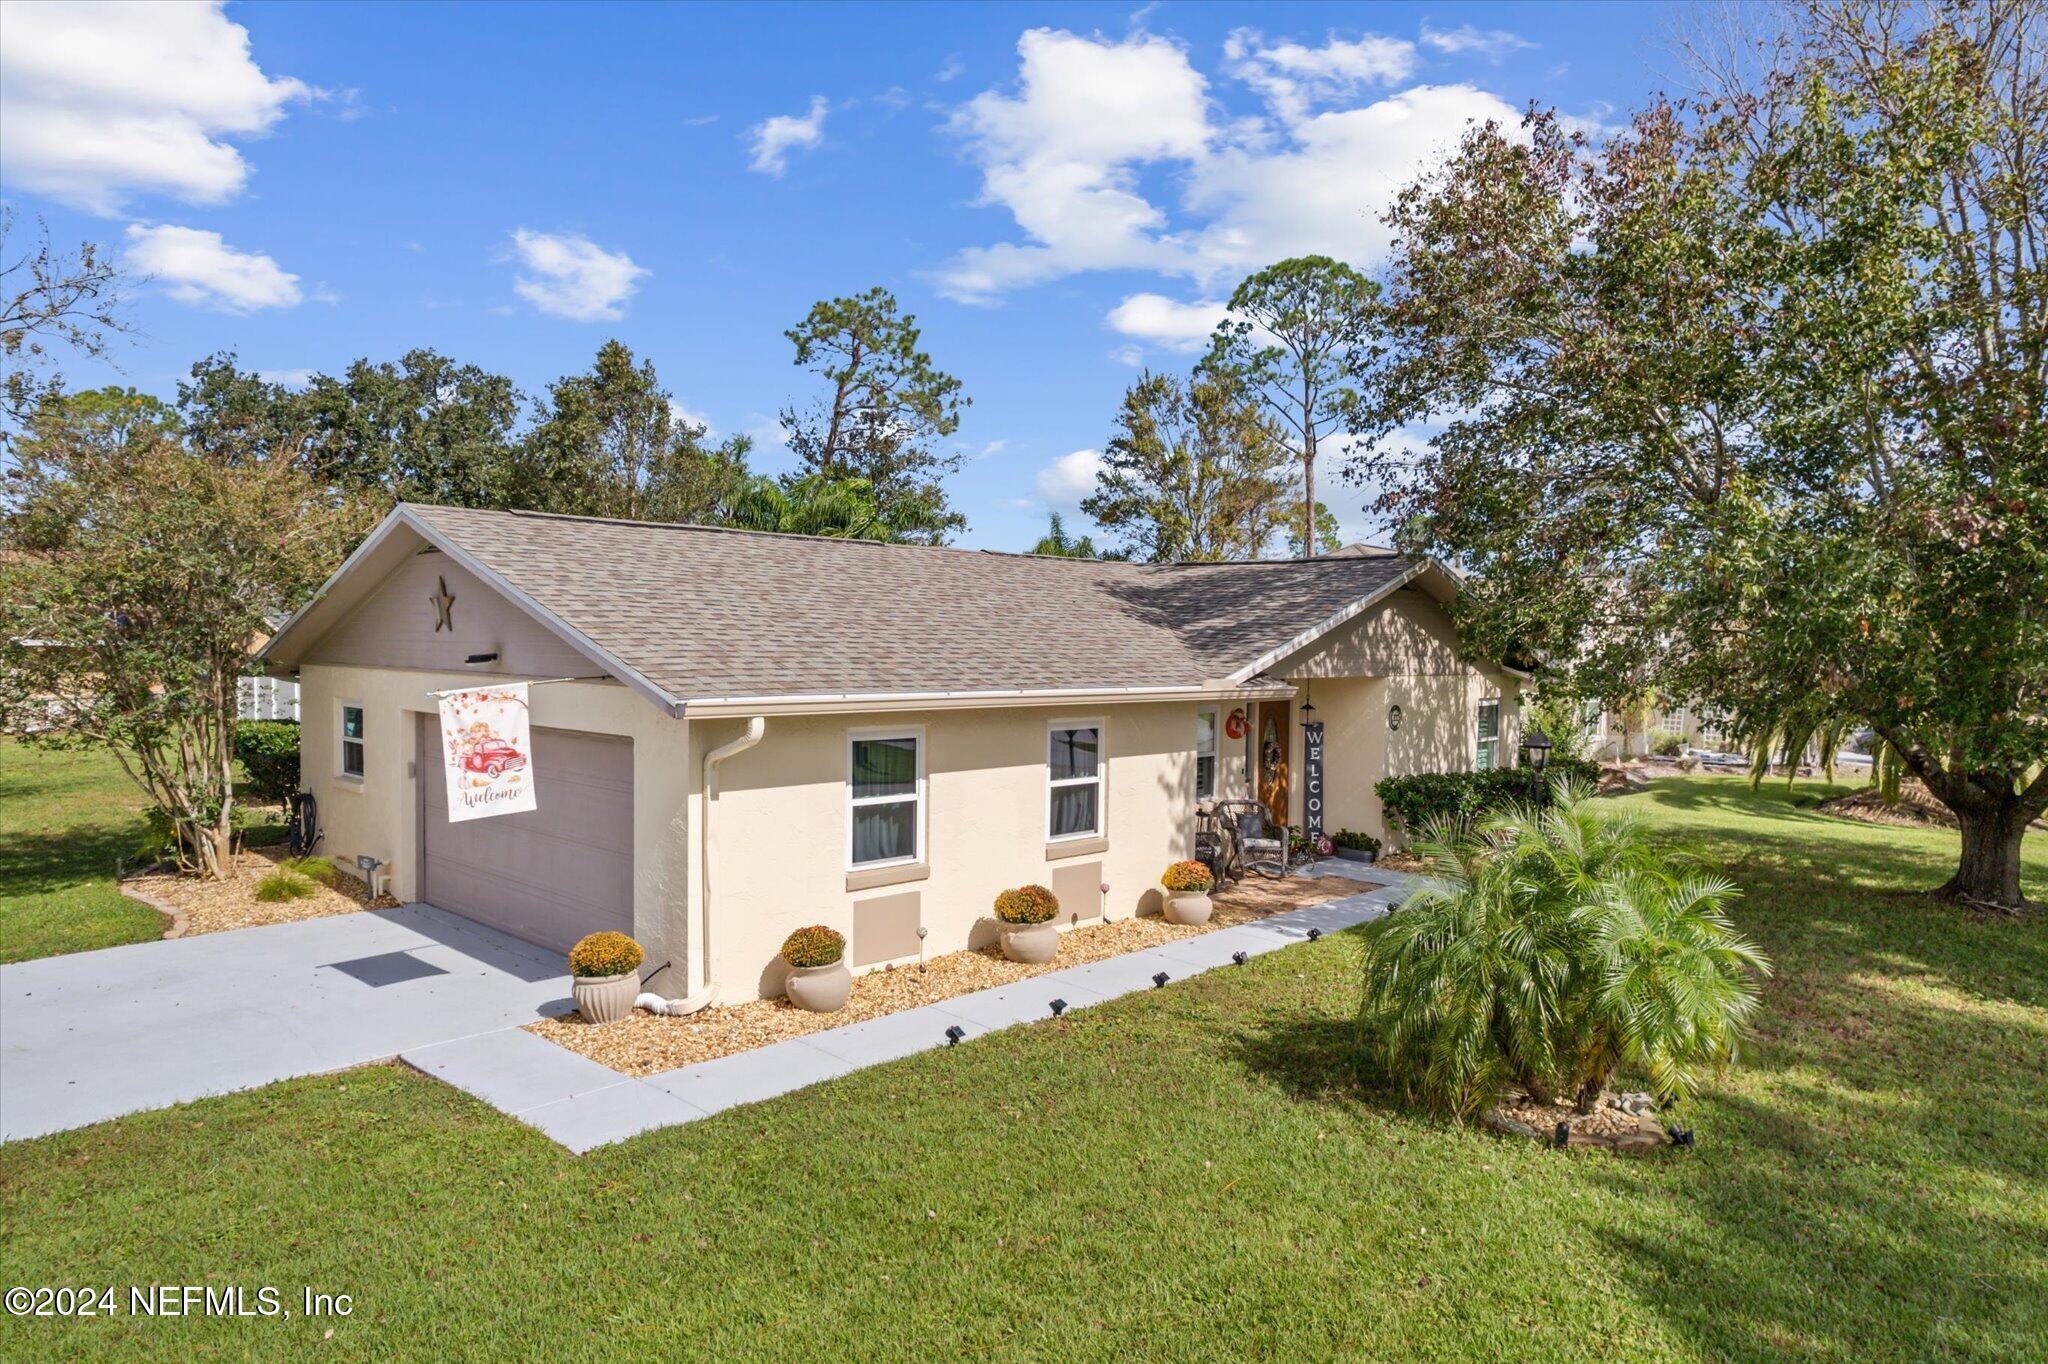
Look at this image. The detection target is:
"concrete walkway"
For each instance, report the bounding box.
[409,869,1418,1154]
[0,905,573,1142]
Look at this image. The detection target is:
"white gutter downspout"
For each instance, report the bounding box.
[640,716,765,1017]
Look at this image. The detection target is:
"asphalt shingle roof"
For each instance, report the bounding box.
[404,504,1420,702]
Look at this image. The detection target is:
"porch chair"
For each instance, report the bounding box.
[1220,798,1290,880]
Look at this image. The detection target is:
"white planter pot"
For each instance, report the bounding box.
[572,969,639,1025]
[785,959,852,1012]
[998,919,1059,964]
[1164,891,1213,926]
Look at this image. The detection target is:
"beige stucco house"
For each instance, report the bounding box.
[260,504,1523,1003]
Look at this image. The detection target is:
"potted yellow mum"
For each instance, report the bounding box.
[1161,860,1216,925]
[568,931,644,1024]
[781,925,851,1012]
[994,885,1060,963]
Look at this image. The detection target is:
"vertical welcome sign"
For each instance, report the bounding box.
[437,684,537,822]
[1302,720,1326,841]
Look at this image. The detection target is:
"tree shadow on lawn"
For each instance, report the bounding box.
[0,822,142,900]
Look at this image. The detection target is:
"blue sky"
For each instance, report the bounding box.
[1,1,1681,550]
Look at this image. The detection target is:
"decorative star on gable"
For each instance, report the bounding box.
[429,576,456,632]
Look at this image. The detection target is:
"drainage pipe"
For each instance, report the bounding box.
[640,715,766,1017]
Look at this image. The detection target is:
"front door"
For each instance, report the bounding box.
[1257,700,1290,827]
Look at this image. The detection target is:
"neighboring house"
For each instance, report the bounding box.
[236,674,300,721]
[259,505,1522,1003]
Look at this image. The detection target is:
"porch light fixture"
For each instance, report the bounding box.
[1049,998,1067,1017]
[1388,704,1403,733]
[1152,971,1169,989]
[944,1024,966,1047]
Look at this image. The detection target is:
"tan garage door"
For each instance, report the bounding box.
[416,716,634,953]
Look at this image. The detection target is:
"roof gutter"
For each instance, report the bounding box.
[678,680,1291,720]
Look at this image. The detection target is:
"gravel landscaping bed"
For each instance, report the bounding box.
[122,848,400,938]
[531,873,1381,1075]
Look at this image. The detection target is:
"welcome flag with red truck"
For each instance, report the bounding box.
[436,684,537,823]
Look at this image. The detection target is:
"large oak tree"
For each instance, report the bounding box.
[1352,0,2047,910]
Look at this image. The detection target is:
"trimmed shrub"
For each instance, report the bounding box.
[780,925,845,969]
[254,867,319,902]
[1650,730,1685,757]
[568,930,645,978]
[1374,759,1602,835]
[993,884,1059,924]
[1161,860,1214,893]
[1332,829,1382,855]
[235,721,301,806]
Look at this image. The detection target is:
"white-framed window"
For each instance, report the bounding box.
[847,728,923,868]
[339,701,366,780]
[1195,709,1218,801]
[1047,720,1104,841]
[1476,698,1500,771]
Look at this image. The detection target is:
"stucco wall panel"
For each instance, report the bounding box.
[690,701,1201,1001]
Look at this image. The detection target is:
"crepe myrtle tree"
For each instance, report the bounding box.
[1350,1,2048,910]
[0,392,373,878]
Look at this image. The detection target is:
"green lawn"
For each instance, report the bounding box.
[0,740,164,962]
[1,777,2042,1361]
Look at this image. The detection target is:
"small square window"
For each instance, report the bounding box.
[340,703,366,779]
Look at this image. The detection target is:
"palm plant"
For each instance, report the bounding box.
[1357,816,1577,1117]
[1359,790,1770,1120]
[1569,869,1769,1110]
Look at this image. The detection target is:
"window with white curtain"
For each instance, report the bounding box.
[1195,709,1217,800]
[1048,723,1103,840]
[1476,698,1500,771]
[848,730,922,867]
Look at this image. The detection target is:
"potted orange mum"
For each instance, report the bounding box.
[1161,860,1215,925]
[568,931,644,1024]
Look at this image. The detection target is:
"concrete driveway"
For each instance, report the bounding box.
[0,905,571,1142]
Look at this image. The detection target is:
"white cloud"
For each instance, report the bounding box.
[937,28,1211,301]
[668,400,715,436]
[1419,23,1535,62]
[1035,448,1103,507]
[1106,293,1228,353]
[1184,83,1517,275]
[1223,28,1416,124]
[506,229,647,322]
[258,367,316,388]
[0,1,311,214]
[747,96,828,177]
[934,28,1515,303]
[123,224,300,311]
[936,54,965,83]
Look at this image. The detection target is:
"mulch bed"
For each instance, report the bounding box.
[122,848,399,939]
[1815,782,1958,829]
[532,873,1383,1076]
[1487,1089,1674,1152]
